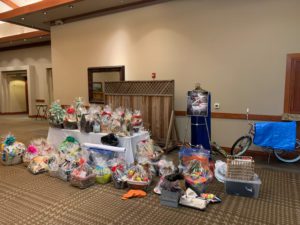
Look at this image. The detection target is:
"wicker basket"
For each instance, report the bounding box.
[127,180,151,191]
[70,174,96,189]
[226,156,255,181]
[1,152,22,166]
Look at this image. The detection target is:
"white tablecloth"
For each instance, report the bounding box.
[47,127,149,164]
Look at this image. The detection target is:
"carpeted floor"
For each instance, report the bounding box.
[0,165,299,225]
[1,115,300,225]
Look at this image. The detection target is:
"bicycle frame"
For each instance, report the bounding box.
[231,108,300,162]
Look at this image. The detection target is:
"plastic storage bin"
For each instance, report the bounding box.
[225,175,261,198]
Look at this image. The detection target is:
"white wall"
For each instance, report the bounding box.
[51,0,300,146]
[0,46,52,115]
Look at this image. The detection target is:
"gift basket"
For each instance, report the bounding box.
[74,97,87,128]
[111,163,127,189]
[110,107,132,137]
[48,154,60,178]
[80,114,94,133]
[131,110,143,133]
[136,137,164,162]
[58,136,81,163]
[126,163,152,191]
[58,160,77,181]
[64,106,78,129]
[93,157,111,184]
[101,105,112,133]
[110,110,123,135]
[89,105,101,133]
[70,158,96,189]
[154,159,176,194]
[28,155,49,174]
[23,138,55,166]
[1,135,25,166]
[48,100,65,128]
[107,158,127,189]
[83,143,126,187]
[179,146,213,195]
[23,145,39,166]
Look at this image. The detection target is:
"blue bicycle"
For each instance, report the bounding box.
[231,109,300,163]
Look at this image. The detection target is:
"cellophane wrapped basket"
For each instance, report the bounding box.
[94,166,111,184]
[48,100,65,129]
[70,160,96,188]
[110,161,127,189]
[1,135,25,166]
[136,138,164,162]
[27,156,49,175]
[179,146,213,195]
[126,164,152,191]
[70,173,96,189]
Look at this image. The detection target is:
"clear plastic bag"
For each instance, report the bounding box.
[70,159,96,188]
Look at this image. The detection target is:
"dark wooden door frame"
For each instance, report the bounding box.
[284,53,300,113]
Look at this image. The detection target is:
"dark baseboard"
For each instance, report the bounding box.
[0,112,28,115]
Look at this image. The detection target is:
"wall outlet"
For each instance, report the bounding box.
[214,102,220,109]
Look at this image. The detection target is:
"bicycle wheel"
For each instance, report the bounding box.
[231,136,252,156]
[274,140,300,163]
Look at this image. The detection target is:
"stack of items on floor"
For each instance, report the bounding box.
[48,97,144,136]
[0,133,224,210]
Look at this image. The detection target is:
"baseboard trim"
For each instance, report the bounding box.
[175,111,282,121]
[0,112,28,115]
[221,146,277,159]
[28,115,47,119]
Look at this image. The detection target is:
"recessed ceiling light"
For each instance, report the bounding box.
[68,5,74,9]
[43,11,47,15]
[21,17,25,20]
[23,39,27,41]
[39,36,43,39]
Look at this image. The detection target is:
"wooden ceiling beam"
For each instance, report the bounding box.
[0,30,49,44]
[0,0,19,9]
[0,0,80,20]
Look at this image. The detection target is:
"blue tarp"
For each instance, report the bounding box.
[253,121,296,151]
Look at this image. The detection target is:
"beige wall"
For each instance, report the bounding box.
[51,0,300,146]
[0,46,52,114]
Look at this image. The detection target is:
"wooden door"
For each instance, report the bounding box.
[284,54,300,114]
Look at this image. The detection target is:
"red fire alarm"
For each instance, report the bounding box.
[152,72,156,80]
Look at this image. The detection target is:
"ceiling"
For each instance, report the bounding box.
[0,0,169,51]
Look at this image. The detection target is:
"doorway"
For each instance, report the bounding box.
[1,70,28,114]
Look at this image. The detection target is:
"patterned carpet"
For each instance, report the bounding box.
[0,164,299,225]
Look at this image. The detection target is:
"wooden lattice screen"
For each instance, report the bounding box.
[104,80,174,141]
